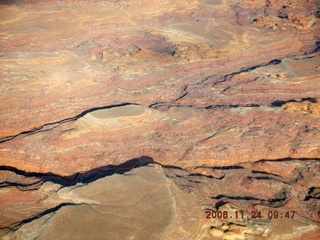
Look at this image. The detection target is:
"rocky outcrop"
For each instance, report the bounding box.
[282,100,320,116]
[0,0,319,239]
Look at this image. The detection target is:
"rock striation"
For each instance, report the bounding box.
[0,0,319,239]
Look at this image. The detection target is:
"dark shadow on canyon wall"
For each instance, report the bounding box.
[0,156,155,187]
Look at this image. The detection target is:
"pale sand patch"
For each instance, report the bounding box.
[89,105,146,119]
[257,56,320,79]
[3,166,175,240]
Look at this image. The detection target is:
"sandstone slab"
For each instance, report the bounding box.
[0,0,319,239]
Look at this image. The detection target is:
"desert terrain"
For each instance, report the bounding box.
[0,0,319,239]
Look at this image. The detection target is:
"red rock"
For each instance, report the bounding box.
[0,0,319,238]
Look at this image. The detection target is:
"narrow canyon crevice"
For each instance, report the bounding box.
[1,0,319,239]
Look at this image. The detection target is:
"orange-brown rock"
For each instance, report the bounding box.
[282,100,320,116]
[0,0,319,239]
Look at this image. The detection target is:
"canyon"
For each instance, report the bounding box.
[0,0,319,239]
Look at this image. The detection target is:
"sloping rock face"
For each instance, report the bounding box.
[0,0,319,239]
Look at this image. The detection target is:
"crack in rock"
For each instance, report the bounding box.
[0,103,138,144]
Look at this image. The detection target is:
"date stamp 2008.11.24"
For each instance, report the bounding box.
[205,210,296,220]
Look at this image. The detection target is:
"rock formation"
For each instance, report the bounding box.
[0,0,319,239]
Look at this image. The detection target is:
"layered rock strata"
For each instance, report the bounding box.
[0,0,319,239]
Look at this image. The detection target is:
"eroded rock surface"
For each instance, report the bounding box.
[0,0,319,239]
[2,166,176,240]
